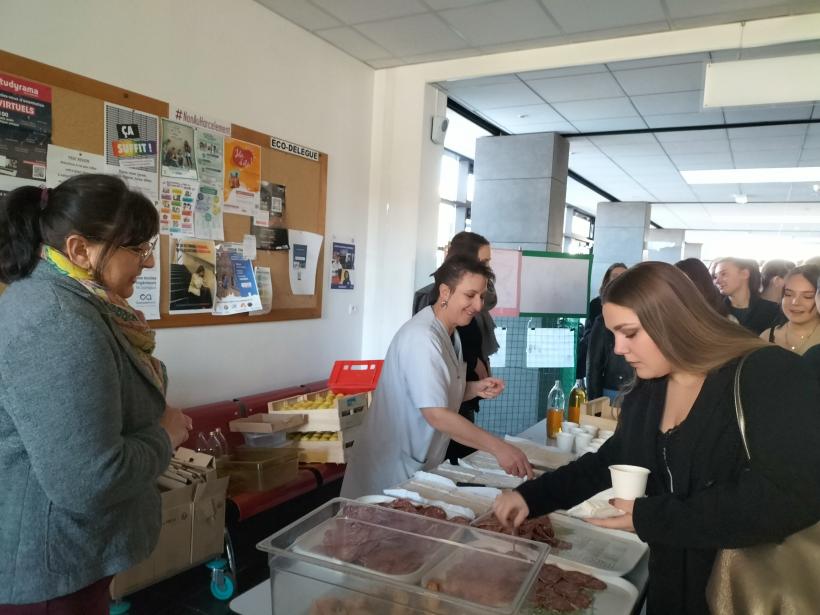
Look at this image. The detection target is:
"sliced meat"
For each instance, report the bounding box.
[537,563,564,585]
[562,569,608,591]
[532,587,575,613]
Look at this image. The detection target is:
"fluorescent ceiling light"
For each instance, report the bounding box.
[681,167,820,184]
[713,215,820,224]
[704,53,820,107]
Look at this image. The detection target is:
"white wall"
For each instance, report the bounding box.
[362,14,820,358]
[0,0,374,406]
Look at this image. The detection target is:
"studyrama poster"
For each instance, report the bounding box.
[214,243,262,315]
[0,72,51,188]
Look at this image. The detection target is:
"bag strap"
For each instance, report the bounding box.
[733,352,753,462]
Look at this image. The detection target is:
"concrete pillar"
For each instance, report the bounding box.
[591,202,651,293]
[647,229,686,264]
[684,242,703,260]
[470,133,569,252]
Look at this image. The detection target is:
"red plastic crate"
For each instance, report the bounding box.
[328,360,384,394]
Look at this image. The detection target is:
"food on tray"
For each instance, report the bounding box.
[473,513,572,551]
[424,551,535,607]
[288,431,339,441]
[526,564,607,613]
[309,596,416,615]
[379,497,471,525]
[280,391,344,410]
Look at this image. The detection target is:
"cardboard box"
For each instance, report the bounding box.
[268,389,368,432]
[288,425,360,464]
[228,412,306,434]
[220,445,299,493]
[110,448,229,599]
[579,397,620,432]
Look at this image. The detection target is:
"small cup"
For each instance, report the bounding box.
[599,430,615,440]
[590,438,605,447]
[609,464,650,499]
[574,432,593,451]
[562,421,579,434]
[570,427,586,436]
[576,445,589,456]
[587,444,601,453]
[581,424,598,438]
[556,431,574,453]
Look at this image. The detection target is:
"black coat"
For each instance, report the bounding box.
[727,295,781,334]
[517,346,820,615]
[585,315,633,399]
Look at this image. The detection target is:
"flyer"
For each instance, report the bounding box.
[223,137,260,214]
[104,102,158,172]
[169,238,216,314]
[0,72,51,182]
[253,225,289,251]
[160,178,199,237]
[256,180,285,225]
[250,266,273,316]
[46,145,105,188]
[160,118,198,180]
[214,242,262,315]
[330,241,355,290]
[193,129,224,240]
[126,240,160,320]
[289,229,323,295]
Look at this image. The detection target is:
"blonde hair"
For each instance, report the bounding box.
[602,262,769,374]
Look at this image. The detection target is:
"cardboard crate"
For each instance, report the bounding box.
[228,412,306,434]
[220,445,299,493]
[287,426,360,464]
[268,389,367,432]
[110,448,229,599]
[579,397,620,432]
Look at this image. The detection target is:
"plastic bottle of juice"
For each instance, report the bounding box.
[568,379,587,424]
[546,380,566,439]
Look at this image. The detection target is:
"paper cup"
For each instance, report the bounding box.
[600,430,615,440]
[609,465,650,499]
[574,432,593,451]
[556,431,574,452]
[581,424,598,437]
[570,427,586,436]
[590,438,605,446]
[562,421,579,434]
[587,444,601,453]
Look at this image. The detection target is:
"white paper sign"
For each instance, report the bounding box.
[46,145,105,187]
[489,327,507,369]
[250,266,273,316]
[126,242,160,320]
[526,328,575,368]
[288,229,324,295]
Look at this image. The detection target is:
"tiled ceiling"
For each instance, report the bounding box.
[256,0,820,68]
[437,43,820,228]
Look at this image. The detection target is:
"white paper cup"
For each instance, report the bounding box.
[581,424,598,437]
[571,427,586,436]
[576,445,589,456]
[574,432,593,451]
[562,421,579,434]
[556,431,574,452]
[590,438,605,446]
[587,443,601,453]
[609,465,650,499]
[600,430,615,440]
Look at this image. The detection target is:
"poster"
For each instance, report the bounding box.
[489,248,522,317]
[168,103,231,137]
[159,177,199,237]
[104,103,159,206]
[161,118,198,179]
[126,241,160,320]
[223,137,260,214]
[289,229,323,295]
[330,241,355,290]
[168,238,216,314]
[193,129,224,240]
[0,72,51,183]
[250,266,273,316]
[46,145,105,188]
[214,242,262,315]
[253,224,289,251]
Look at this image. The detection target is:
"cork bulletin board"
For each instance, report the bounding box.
[0,50,326,327]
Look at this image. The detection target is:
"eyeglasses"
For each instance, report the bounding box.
[120,237,158,263]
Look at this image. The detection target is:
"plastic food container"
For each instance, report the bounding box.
[257,498,549,614]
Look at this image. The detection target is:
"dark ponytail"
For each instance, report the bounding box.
[0,186,45,283]
[0,173,158,284]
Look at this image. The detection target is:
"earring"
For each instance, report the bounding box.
[441,300,448,308]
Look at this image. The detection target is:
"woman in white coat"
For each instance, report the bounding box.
[341,256,532,498]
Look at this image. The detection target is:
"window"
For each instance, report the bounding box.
[564,208,594,254]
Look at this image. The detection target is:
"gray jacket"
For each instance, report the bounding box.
[0,262,172,603]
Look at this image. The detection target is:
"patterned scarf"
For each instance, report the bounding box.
[42,245,167,394]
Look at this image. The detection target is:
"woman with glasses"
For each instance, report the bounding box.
[0,174,191,614]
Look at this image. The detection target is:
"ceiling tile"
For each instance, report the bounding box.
[368,58,405,68]
[632,91,703,116]
[355,14,469,57]
[513,121,578,134]
[448,81,544,109]
[644,110,725,128]
[476,35,564,54]
[481,103,566,126]
[518,64,608,80]
[255,0,342,30]
[312,0,427,24]
[723,104,814,124]
[439,0,560,46]
[665,0,797,20]
[613,62,705,96]
[813,105,820,119]
[669,153,735,170]
[425,0,492,8]
[804,134,820,148]
[728,124,809,139]
[661,138,731,155]
[440,75,521,90]
[552,97,638,121]
[690,185,739,201]
[733,151,801,167]
[730,135,805,152]
[655,128,727,143]
[541,0,667,34]
[593,141,667,157]
[607,52,710,71]
[401,48,481,64]
[315,26,392,60]
[527,73,625,103]
[613,154,678,170]
[570,117,649,132]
